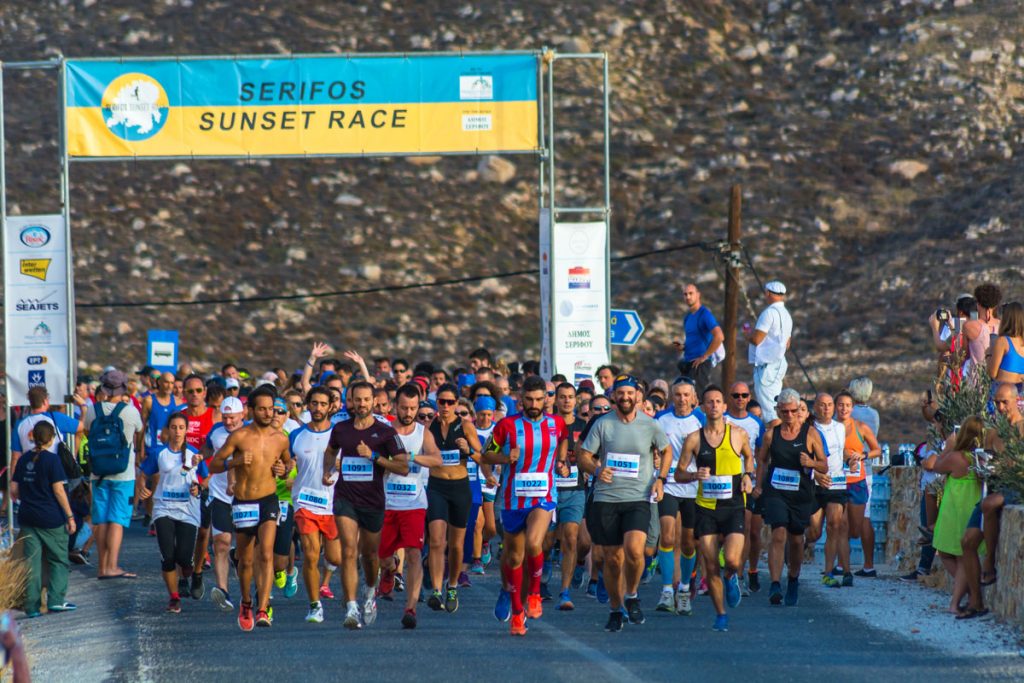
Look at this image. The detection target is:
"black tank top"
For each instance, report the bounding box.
[767,422,813,501]
[430,418,467,462]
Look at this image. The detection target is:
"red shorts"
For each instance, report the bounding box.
[379,509,427,558]
[295,508,339,541]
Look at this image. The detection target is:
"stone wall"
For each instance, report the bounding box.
[886,466,1024,624]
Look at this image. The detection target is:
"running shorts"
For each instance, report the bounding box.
[232,494,280,536]
[273,501,295,556]
[847,479,869,506]
[501,501,556,535]
[426,476,472,529]
[658,493,697,529]
[210,498,233,536]
[745,492,766,516]
[694,505,745,538]
[587,500,651,547]
[379,509,427,558]
[762,493,812,535]
[556,489,586,526]
[295,508,339,541]
[333,497,385,534]
[816,488,849,509]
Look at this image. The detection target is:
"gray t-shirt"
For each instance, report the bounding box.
[582,412,670,503]
[85,401,144,482]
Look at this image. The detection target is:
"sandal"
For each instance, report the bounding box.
[955,607,990,620]
[980,571,997,586]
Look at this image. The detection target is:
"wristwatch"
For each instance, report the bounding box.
[658,476,668,484]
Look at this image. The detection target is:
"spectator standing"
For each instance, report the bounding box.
[10,386,85,476]
[962,283,1002,370]
[746,281,793,423]
[672,283,724,396]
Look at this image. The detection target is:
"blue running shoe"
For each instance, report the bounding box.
[557,589,575,611]
[713,614,729,632]
[494,589,512,622]
[283,568,299,599]
[785,578,799,606]
[725,574,741,609]
[769,581,783,606]
[571,565,585,590]
[596,575,609,604]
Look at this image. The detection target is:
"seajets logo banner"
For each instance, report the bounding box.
[65,54,539,158]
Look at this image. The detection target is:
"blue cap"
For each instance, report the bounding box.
[613,374,639,391]
[419,399,437,411]
[457,373,475,389]
[474,396,497,412]
[273,397,287,412]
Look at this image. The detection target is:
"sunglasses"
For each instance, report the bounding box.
[185,388,204,395]
[437,398,457,406]
[731,393,750,398]
[226,386,239,391]
[546,391,556,397]
[455,410,470,418]
[593,405,612,413]
[289,402,303,409]
[274,409,287,416]
[417,413,435,421]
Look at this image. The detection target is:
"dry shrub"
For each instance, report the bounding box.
[0,540,29,611]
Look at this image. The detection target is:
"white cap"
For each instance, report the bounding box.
[254,378,275,389]
[765,280,787,295]
[224,377,240,389]
[220,396,245,415]
[261,371,278,382]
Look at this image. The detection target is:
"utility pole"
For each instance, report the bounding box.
[722,185,742,391]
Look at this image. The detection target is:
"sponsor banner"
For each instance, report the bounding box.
[4,216,70,406]
[66,55,539,158]
[551,222,609,382]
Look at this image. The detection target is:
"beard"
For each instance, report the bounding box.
[524,406,543,420]
[397,413,415,426]
[616,398,635,415]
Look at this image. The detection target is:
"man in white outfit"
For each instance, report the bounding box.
[746,281,793,423]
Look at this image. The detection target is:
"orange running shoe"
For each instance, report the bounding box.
[238,602,254,632]
[527,594,543,619]
[510,611,527,636]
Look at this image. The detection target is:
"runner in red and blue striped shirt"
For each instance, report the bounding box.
[483,376,569,636]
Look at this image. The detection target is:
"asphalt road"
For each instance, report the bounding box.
[19,524,1024,683]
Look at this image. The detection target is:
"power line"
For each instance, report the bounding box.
[74,240,713,309]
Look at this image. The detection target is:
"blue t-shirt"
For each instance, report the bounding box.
[11,412,80,454]
[13,450,67,529]
[683,305,720,362]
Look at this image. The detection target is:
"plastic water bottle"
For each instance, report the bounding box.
[881,443,890,467]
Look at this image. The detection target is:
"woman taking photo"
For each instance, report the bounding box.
[139,412,207,613]
[11,421,77,617]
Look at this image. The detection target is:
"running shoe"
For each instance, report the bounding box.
[899,570,922,583]
[586,580,597,598]
[697,577,709,596]
[821,575,841,588]
[596,575,609,604]
[539,582,552,602]
[470,560,485,575]
[656,588,675,613]
[675,589,692,616]
[167,596,182,614]
[445,587,459,613]
[571,566,586,590]
[625,597,645,625]
[557,590,575,611]
[238,602,255,632]
[283,568,298,598]
[190,572,205,600]
[379,569,396,597]
[713,614,729,632]
[427,589,444,611]
[47,602,76,612]
[362,585,378,625]
[541,561,553,584]
[147,523,157,537]
[748,571,761,592]
[527,593,543,619]
[402,608,417,629]
[725,575,742,609]
[641,557,655,584]
[267,606,274,623]
[394,572,405,592]
[741,580,751,597]
[320,585,335,601]
[274,570,286,589]
[854,568,877,578]
[69,548,90,566]
[769,581,783,606]
[344,602,362,630]
[211,586,233,611]
[494,589,512,622]
[842,573,854,588]
[605,610,624,632]
[785,577,799,606]
[458,571,472,588]
[305,602,324,623]
[178,576,189,597]
[510,611,528,636]
[481,547,492,567]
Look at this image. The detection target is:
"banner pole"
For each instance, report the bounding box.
[58,58,77,413]
[603,54,612,363]
[0,61,13,543]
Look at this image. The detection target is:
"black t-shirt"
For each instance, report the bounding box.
[559,416,587,491]
[329,417,406,510]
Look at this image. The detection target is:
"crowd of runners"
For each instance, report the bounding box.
[6,278,919,636]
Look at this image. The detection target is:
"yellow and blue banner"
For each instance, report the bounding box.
[65,54,539,158]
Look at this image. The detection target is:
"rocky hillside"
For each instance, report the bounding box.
[2,0,1023,439]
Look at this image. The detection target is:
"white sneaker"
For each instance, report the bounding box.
[656,588,675,613]
[741,580,751,598]
[343,602,362,630]
[305,602,324,624]
[361,585,378,626]
[675,589,692,616]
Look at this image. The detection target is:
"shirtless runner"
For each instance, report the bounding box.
[209,386,293,631]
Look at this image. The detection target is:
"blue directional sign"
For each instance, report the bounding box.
[610,309,644,346]
[147,329,179,374]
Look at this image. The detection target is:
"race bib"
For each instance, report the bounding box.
[514,472,550,498]
[556,465,580,489]
[232,503,259,529]
[467,459,479,478]
[385,475,420,498]
[845,460,862,477]
[828,471,847,491]
[277,500,290,526]
[296,488,332,514]
[441,449,462,467]
[606,453,641,479]
[770,468,801,492]
[341,456,374,482]
[701,475,734,499]
[481,482,498,496]
[161,485,190,502]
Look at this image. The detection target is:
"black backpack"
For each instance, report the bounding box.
[49,412,85,483]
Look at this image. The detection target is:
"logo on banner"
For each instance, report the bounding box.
[19,225,52,248]
[573,360,593,384]
[459,75,493,100]
[20,258,52,281]
[26,356,48,365]
[15,290,61,313]
[28,370,46,388]
[25,321,53,345]
[102,73,169,141]
[567,266,591,289]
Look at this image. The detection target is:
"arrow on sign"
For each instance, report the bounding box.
[610,309,645,346]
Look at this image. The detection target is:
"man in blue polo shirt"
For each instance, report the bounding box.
[673,283,724,395]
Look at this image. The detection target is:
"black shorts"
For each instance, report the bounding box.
[210,498,233,535]
[199,489,212,529]
[657,493,697,530]
[763,493,813,535]
[232,494,280,536]
[426,476,472,529]
[695,504,745,538]
[816,488,849,510]
[274,501,296,556]
[745,492,766,516]
[587,500,651,547]
[333,497,385,534]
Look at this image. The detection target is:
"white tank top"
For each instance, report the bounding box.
[206,424,233,504]
[386,423,429,511]
[815,420,848,490]
[290,425,337,516]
